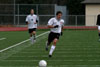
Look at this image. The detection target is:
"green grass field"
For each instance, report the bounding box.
[0,30,100,67]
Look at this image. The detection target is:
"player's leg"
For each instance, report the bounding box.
[46,32,53,51]
[32,31,36,40]
[29,29,34,44]
[32,28,37,40]
[49,38,58,57]
[98,30,100,41]
[46,41,52,51]
[49,33,60,57]
[98,26,100,41]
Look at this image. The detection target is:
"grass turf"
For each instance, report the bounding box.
[0,30,100,67]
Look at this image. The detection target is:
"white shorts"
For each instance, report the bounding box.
[98,26,100,30]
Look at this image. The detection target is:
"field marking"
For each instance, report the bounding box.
[22,48,100,50]
[0,31,49,53]
[10,55,100,58]
[0,38,6,41]
[0,65,99,67]
[2,60,100,62]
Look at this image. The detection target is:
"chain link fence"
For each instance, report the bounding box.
[0,15,97,26]
[0,4,97,26]
[0,4,55,25]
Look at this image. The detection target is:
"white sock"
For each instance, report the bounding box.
[34,35,36,39]
[30,36,34,44]
[46,42,49,47]
[49,45,56,55]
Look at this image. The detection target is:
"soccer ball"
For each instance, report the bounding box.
[39,60,47,67]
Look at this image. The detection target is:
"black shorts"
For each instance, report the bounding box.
[97,14,100,25]
[48,32,60,43]
[28,28,37,33]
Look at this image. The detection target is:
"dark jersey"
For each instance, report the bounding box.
[97,14,100,25]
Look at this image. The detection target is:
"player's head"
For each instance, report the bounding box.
[56,11,62,20]
[30,9,34,15]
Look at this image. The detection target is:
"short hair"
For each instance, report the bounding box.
[56,11,62,15]
[31,9,34,11]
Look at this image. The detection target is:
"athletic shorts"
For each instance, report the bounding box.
[48,32,60,43]
[98,26,100,30]
[28,28,37,33]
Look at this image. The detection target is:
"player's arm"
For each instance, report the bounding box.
[26,16,29,25]
[48,18,59,28]
[26,21,29,24]
[61,20,64,36]
[34,20,38,24]
[61,26,64,36]
[34,15,39,24]
[48,25,59,28]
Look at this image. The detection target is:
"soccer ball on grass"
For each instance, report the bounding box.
[39,60,47,67]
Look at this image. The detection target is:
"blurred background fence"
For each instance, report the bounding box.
[0,4,55,26]
[0,15,97,26]
[0,4,97,26]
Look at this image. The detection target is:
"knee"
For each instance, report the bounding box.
[53,39,58,45]
[33,31,36,35]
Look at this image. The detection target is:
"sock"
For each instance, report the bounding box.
[30,36,34,43]
[46,42,49,48]
[49,45,56,55]
[33,35,36,40]
[46,42,48,47]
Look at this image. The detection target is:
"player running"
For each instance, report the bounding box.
[46,11,64,57]
[97,14,100,41]
[26,9,38,44]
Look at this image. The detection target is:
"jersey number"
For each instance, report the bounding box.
[31,19,33,21]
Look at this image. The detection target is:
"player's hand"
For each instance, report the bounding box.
[26,22,29,24]
[61,32,63,36]
[54,25,59,28]
[34,22,37,24]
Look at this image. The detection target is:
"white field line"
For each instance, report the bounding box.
[0,38,6,41]
[10,55,100,58]
[1,60,100,62]
[0,31,49,53]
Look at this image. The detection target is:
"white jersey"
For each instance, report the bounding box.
[98,26,100,30]
[48,17,64,33]
[26,14,38,29]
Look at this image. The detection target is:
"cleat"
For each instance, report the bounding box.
[49,55,52,58]
[46,47,48,51]
[34,40,36,42]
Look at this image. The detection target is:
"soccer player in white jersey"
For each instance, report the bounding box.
[46,11,64,57]
[26,9,38,44]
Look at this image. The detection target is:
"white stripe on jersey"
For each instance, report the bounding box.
[48,17,64,33]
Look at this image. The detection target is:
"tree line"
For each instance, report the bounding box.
[16,0,85,15]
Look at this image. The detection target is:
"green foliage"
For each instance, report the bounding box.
[16,0,85,15]
[66,0,85,15]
